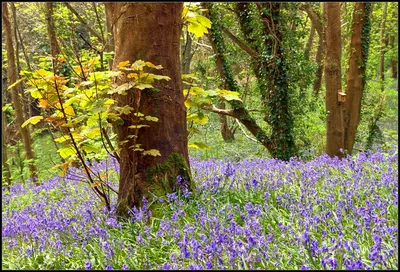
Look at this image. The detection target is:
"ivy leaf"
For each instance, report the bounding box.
[142,149,161,156]
[21,116,43,128]
[188,141,211,150]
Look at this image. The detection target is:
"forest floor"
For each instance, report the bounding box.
[2,145,398,270]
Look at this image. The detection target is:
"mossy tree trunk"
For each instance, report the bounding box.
[105,3,194,217]
[2,2,38,183]
[343,3,372,155]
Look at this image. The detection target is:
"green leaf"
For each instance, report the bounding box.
[187,18,209,38]
[188,112,208,125]
[135,83,153,90]
[128,124,149,129]
[21,116,43,128]
[26,87,43,99]
[108,82,133,95]
[153,75,170,81]
[54,135,70,143]
[142,149,161,156]
[195,15,211,28]
[82,144,99,153]
[57,146,76,159]
[144,116,159,122]
[188,141,210,149]
[7,78,24,90]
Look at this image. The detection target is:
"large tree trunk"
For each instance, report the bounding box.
[105,3,194,217]
[379,3,388,91]
[344,3,372,155]
[324,2,344,158]
[2,3,38,183]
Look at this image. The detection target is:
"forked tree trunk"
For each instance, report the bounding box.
[324,2,344,158]
[344,3,372,155]
[105,3,194,217]
[2,2,38,183]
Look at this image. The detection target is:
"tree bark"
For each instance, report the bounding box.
[389,35,397,79]
[304,23,315,60]
[380,3,388,91]
[324,2,344,158]
[10,3,29,121]
[2,79,11,187]
[3,2,38,183]
[105,3,194,217]
[104,3,114,70]
[343,3,372,155]
[45,3,60,60]
[205,3,275,157]
[181,30,193,75]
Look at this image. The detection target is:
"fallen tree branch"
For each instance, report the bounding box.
[221,27,260,60]
[235,119,258,142]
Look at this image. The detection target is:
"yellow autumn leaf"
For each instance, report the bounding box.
[64,105,75,116]
[21,116,43,128]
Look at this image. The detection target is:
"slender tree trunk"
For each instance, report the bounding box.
[380,3,388,91]
[324,2,344,158]
[182,30,193,75]
[343,3,372,155]
[105,3,194,217]
[304,22,315,60]
[389,35,397,79]
[204,25,235,143]
[2,80,11,187]
[299,3,325,95]
[3,2,38,183]
[10,3,30,120]
[104,3,114,71]
[45,3,60,62]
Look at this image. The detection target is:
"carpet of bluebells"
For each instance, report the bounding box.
[2,147,398,270]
